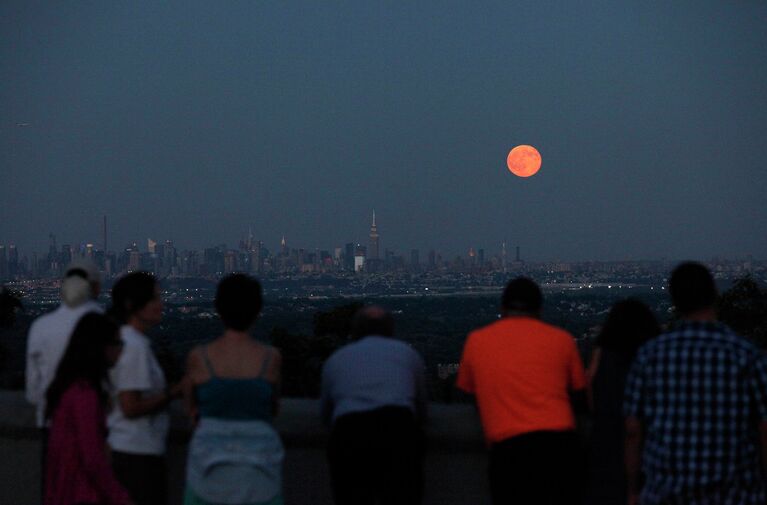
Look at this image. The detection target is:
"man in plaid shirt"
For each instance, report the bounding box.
[624,262,767,505]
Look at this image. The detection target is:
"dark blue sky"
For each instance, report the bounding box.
[2,1,766,260]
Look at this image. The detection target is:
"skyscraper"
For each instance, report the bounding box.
[369,210,379,260]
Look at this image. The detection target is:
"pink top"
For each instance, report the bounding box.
[46,380,131,505]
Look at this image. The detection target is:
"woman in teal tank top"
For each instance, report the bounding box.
[182,275,284,505]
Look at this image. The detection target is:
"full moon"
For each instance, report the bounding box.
[506,145,542,178]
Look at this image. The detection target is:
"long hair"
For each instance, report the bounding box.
[596,298,661,359]
[45,312,120,420]
[109,271,157,324]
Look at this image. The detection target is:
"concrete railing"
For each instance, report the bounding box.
[0,391,491,505]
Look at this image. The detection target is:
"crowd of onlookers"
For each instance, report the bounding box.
[24,259,767,505]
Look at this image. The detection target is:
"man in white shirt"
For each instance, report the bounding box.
[321,306,427,505]
[25,259,103,427]
[25,258,102,497]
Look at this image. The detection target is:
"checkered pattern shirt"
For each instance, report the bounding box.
[624,320,767,505]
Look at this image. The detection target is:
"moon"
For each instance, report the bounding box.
[506,145,542,178]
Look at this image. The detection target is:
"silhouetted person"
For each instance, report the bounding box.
[108,272,180,505]
[182,274,284,505]
[321,306,427,505]
[25,258,103,496]
[457,277,587,505]
[26,259,103,426]
[45,312,133,505]
[585,299,660,505]
[624,262,767,505]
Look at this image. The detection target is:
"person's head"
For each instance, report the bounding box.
[215,274,263,331]
[350,306,395,340]
[110,272,162,329]
[669,262,718,318]
[596,299,661,358]
[45,312,122,419]
[501,277,543,317]
[61,259,101,307]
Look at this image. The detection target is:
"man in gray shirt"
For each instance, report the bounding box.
[321,306,427,505]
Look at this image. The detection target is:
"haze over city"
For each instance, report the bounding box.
[2,1,766,260]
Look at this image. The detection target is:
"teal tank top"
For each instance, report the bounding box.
[195,345,274,422]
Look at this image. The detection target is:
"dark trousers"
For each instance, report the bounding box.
[111,451,167,505]
[328,406,424,505]
[489,430,583,505]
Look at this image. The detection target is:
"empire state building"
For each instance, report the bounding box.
[369,210,380,260]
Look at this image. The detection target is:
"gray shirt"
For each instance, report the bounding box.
[321,336,428,426]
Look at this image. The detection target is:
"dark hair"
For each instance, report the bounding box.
[65,268,89,280]
[350,306,395,339]
[45,313,121,419]
[215,274,263,331]
[110,272,157,324]
[596,299,661,358]
[669,262,717,315]
[502,277,543,314]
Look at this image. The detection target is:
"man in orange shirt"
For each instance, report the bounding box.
[457,277,587,505]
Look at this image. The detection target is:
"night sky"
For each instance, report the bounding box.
[2,1,766,261]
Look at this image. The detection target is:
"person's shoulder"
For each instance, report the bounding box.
[120,326,148,347]
[468,318,508,339]
[28,305,64,332]
[714,324,764,359]
[533,319,575,340]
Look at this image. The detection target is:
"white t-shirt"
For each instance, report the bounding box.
[25,301,103,427]
[108,325,169,455]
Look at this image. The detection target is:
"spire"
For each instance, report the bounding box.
[372,209,376,227]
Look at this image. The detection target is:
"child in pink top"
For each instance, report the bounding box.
[44,313,132,505]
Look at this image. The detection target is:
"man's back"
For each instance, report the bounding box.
[457,316,585,443]
[26,301,102,426]
[625,321,767,504]
[321,336,427,425]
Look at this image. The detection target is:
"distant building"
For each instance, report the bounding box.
[369,210,379,260]
[354,244,366,272]
[344,242,355,272]
[410,249,420,269]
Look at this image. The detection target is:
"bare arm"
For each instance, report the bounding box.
[625,416,643,505]
[118,386,178,419]
[181,348,201,424]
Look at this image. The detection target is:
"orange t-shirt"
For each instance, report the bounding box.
[456,316,586,444]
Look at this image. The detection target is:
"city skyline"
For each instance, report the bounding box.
[2,2,766,261]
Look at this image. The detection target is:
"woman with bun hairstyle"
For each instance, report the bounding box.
[108,272,180,505]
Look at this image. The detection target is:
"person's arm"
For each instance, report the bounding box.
[118,387,178,419]
[181,349,201,425]
[25,326,42,405]
[622,352,647,505]
[624,416,643,505]
[568,336,589,416]
[72,387,133,505]
[113,339,179,419]
[586,348,602,411]
[455,334,475,395]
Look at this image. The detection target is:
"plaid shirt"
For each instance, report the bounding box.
[624,320,767,505]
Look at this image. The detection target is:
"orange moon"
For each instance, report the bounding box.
[506,145,542,177]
